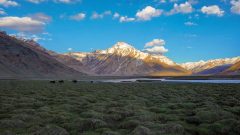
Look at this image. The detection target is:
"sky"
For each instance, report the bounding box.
[0,0,240,63]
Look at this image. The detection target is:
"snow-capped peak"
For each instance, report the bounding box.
[113,42,134,49]
[66,41,177,66]
[106,42,138,55]
[179,56,240,72]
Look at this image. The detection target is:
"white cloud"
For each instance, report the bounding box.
[26,0,45,4]
[103,10,111,15]
[144,39,168,54]
[10,32,51,41]
[168,2,193,15]
[158,0,197,4]
[231,0,240,14]
[91,12,101,19]
[0,8,6,15]
[31,35,45,41]
[0,0,18,7]
[42,32,51,35]
[188,0,198,5]
[184,21,197,26]
[91,11,111,19]
[29,13,52,23]
[170,0,178,2]
[159,0,166,3]
[136,6,163,21]
[11,33,39,41]
[159,0,178,3]
[70,13,86,21]
[113,12,120,19]
[0,16,46,32]
[201,5,224,16]
[158,0,177,3]
[54,0,80,4]
[145,39,165,47]
[119,16,135,22]
[26,0,81,4]
[144,46,168,54]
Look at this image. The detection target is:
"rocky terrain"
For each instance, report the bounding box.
[0,31,85,79]
[65,42,190,76]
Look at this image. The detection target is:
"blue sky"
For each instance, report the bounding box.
[0,0,240,63]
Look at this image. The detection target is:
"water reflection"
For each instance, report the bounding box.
[100,78,240,84]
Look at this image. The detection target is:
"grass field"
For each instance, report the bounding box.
[0,81,240,135]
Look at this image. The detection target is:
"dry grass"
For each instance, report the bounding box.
[0,81,239,135]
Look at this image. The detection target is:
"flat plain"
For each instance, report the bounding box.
[0,81,240,135]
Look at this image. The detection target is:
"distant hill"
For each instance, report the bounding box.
[50,51,90,75]
[0,31,85,79]
[195,64,232,75]
[221,61,240,75]
[179,57,240,75]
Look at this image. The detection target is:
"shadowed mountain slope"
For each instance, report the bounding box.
[221,61,240,75]
[195,64,232,75]
[180,57,240,75]
[0,31,85,79]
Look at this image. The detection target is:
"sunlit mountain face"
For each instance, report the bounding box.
[179,57,240,73]
[63,42,190,76]
[0,0,239,77]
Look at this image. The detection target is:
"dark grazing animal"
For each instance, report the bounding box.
[72,80,77,83]
[59,80,64,83]
[49,81,56,83]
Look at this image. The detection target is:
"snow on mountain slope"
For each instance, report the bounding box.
[71,42,175,65]
[179,57,240,73]
[65,42,189,76]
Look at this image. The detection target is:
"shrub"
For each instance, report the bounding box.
[131,126,151,135]
[102,131,120,135]
[185,116,201,125]
[155,123,185,135]
[119,120,140,129]
[83,118,107,129]
[196,110,234,123]
[0,119,26,129]
[33,125,69,135]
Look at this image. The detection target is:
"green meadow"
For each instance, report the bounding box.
[0,81,239,135]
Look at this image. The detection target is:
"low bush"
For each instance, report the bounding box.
[0,81,239,135]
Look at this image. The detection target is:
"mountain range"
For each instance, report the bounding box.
[179,57,240,75]
[0,31,239,78]
[65,42,190,76]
